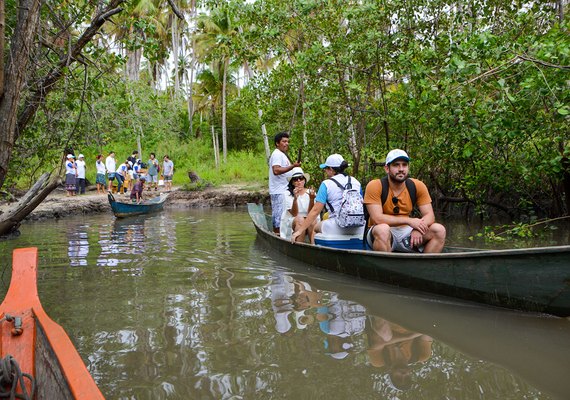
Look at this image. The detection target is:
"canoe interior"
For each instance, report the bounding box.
[247,203,570,317]
[35,320,75,399]
[0,248,104,399]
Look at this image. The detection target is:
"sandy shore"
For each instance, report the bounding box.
[0,183,269,222]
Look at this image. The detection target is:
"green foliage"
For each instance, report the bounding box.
[8,0,570,220]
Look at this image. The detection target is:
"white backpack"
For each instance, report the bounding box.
[327,176,365,228]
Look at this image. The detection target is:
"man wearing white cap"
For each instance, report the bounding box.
[75,154,87,194]
[291,153,365,242]
[363,149,446,253]
[268,132,301,234]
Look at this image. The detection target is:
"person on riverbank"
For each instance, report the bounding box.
[130,177,145,204]
[127,150,139,166]
[162,155,174,191]
[280,167,318,242]
[65,154,77,197]
[105,151,116,192]
[95,154,107,194]
[363,149,446,253]
[147,153,159,191]
[269,132,301,235]
[75,154,87,195]
[115,159,129,194]
[291,154,364,243]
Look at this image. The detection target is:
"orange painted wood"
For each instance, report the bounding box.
[0,248,105,399]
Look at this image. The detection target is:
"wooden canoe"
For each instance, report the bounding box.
[108,192,168,218]
[0,248,104,399]
[247,203,570,317]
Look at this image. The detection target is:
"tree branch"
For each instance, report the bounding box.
[16,2,124,136]
[166,0,185,20]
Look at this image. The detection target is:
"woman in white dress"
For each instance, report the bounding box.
[280,167,318,242]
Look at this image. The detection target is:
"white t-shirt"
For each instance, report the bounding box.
[96,160,106,174]
[76,160,86,179]
[163,160,174,176]
[268,149,291,195]
[315,175,362,218]
[105,156,116,173]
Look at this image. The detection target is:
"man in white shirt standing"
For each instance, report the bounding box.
[268,132,300,234]
[105,151,116,192]
[75,154,87,194]
[162,155,174,192]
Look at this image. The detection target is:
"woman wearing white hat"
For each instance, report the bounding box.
[291,154,365,242]
[279,167,319,242]
[64,154,77,197]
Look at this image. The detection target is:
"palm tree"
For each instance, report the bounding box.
[193,7,238,163]
[193,63,223,168]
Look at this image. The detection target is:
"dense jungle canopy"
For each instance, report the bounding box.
[0,0,568,218]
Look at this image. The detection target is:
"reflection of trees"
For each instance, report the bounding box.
[12,210,553,398]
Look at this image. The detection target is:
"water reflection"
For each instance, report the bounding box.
[270,272,432,391]
[0,209,569,399]
[366,316,433,390]
[67,223,89,266]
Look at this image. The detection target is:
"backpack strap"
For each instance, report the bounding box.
[405,179,417,209]
[326,176,350,213]
[328,177,345,190]
[380,176,389,206]
[380,176,417,208]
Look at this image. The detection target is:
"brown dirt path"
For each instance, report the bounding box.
[0,183,269,222]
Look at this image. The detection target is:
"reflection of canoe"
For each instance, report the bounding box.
[247,203,570,317]
[0,248,104,399]
[270,256,570,400]
[108,192,168,218]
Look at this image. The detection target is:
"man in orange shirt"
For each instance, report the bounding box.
[363,149,446,253]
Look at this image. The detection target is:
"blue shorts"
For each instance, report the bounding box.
[108,172,116,181]
[270,194,285,229]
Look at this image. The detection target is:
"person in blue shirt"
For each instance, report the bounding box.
[291,154,364,243]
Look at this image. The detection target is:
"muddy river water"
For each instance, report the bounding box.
[0,208,569,399]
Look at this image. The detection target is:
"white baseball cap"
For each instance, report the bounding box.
[319,154,345,169]
[78,154,84,158]
[385,149,410,165]
[287,167,310,183]
[66,154,75,159]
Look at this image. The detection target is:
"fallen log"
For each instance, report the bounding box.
[0,173,60,236]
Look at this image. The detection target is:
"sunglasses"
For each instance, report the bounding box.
[392,196,399,214]
[291,176,305,182]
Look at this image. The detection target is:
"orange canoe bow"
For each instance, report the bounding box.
[0,248,104,399]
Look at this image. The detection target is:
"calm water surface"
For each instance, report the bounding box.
[0,208,569,400]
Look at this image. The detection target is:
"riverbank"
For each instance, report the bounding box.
[0,184,269,222]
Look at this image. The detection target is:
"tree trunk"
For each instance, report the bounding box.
[187,39,196,138]
[211,105,219,168]
[1,1,123,190]
[221,57,229,163]
[0,0,5,98]
[126,47,142,81]
[172,16,180,94]
[244,62,270,161]
[0,173,60,236]
[0,0,42,190]
[259,109,271,162]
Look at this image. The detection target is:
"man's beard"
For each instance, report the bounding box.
[389,171,408,183]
